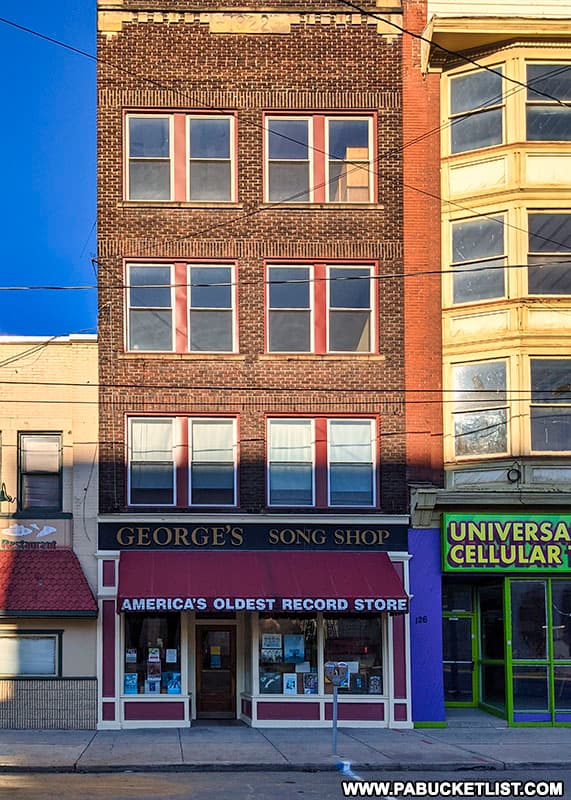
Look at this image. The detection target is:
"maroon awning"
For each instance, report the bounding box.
[0,549,98,617]
[118,551,408,614]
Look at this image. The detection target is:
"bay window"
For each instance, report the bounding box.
[452,361,508,457]
[451,216,505,304]
[449,68,503,154]
[267,417,376,508]
[530,359,571,452]
[527,213,571,295]
[265,115,374,203]
[526,64,571,141]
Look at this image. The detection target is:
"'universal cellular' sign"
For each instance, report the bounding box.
[442,514,571,573]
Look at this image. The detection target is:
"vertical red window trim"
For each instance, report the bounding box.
[313,116,326,204]
[371,113,378,203]
[175,262,188,352]
[176,417,189,507]
[173,113,187,202]
[314,417,328,507]
[314,263,327,353]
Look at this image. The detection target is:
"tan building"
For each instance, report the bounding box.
[0,335,98,728]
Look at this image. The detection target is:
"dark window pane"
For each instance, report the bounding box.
[481,663,505,709]
[129,118,170,157]
[451,108,502,154]
[552,581,571,661]
[189,118,230,158]
[511,581,547,660]
[191,463,234,505]
[129,161,170,200]
[131,462,173,505]
[528,256,571,295]
[329,268,370,308]
[269,463,312,505]
[268,163,309,202]
[451,69,503,115]
[269,268,310,309]
[531,359,571,403]
[442,583,473,612]
[189,162,231,201]
[268,119,308,160]
[329,311,370,352]
[129,310,173,351]
[190,267,232,308]
[129,267,172,308]
[527,64,571,101]
[554,666,571,711]
[453,217,504,263]
[328,119,369,160]
[527,107,571,141]
[189,310,232,352]
[529,214,571,253]
[443,618,472,662]
[269,311,311,352]
[20,475,60,510]
[329,463,373,506]
[453,259,505,303]
[480,585,504,661]
[531,407,571,451]
[513,665,549,712]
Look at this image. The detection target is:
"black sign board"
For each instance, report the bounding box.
[98,521,408,552]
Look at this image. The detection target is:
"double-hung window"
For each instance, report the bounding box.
[452,361,508,457]
[527,213,571,295]
[450,216,505,304]
[530,359,571,452]
[0,634,60,677]
[267,263,374,353]
[128,417,237,506]
[526,64,571,141]
[449,68,503,154]
[265,115,374,203]
[18,433,62,512]
[126,114,235,202]
[126,262,235,353]
[267,417,376,508]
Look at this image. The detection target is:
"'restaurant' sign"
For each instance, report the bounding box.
[443,514,571,573]
[99,521,408,551]
[119,596,409,613]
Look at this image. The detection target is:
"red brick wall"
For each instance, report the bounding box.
[402,0,443,486]
[97,12,410,513]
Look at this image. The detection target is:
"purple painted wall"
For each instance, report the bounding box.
[409,528,445,723]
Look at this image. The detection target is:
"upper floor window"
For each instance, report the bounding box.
[530,359,571,453]
[527,64,571,142]
[126,114,235,202]
[128,417,237,507]
[126,262,236,353]
[18,433,62,512]
[267,417,376,508]
[451,216,505,304]
[527,213,571,295]
[449,68,503,154]
[265,116,374,203]
[452,361,508,458]
[266,263,374,353]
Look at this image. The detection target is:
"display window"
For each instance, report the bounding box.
[123,613,181,695]
[258,615,318,695]
[324,615,383,695]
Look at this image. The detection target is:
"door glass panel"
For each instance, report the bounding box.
[481,663,505,709]
[552,581,571,660]
[443,617,473,703]
[513,665,549,711]
[511,581,547,660]
[480,585,504,660]
[554,666,571,711]
[442,584,473,612]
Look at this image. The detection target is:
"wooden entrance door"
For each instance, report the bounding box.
[196,627,236,718]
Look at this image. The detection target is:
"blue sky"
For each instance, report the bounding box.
[0,2,96,336]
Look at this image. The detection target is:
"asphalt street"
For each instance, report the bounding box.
[0,770,568,800]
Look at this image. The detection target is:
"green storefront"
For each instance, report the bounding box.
[441,514,571,725]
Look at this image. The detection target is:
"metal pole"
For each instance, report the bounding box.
[332,684,338,755]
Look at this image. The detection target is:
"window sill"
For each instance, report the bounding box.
[118,201,244,210]
[258,353,386,361]
[119,352,246,361]
[258,202,384,211]
[0,511,72,519]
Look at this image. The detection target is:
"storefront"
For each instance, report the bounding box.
[442,513,571,725]
[96,518,411,729]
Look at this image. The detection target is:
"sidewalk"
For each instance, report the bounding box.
[1,713,570,774]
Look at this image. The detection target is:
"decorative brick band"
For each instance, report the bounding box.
[0,679,97,729]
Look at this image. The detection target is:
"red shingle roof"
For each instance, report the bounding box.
[0,549,97,616]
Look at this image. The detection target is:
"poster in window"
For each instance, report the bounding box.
[259,672,283,694]
[261,648,282,664]
[162,670,182,694]
[295,661,310,673]
[368,674,382,695]
[283,635,305,663]
[261,633,282,650]
[124,673,138,694]
[340,661,359,689]
[125,648,138,664]
[145,679,161,694]
[210,645,221,668]
[147,662,161,680]
[303,672,318,695]
[148,647,161,663]
[165,649,178,664]
[283,673,298,695]
[350,673,367,694]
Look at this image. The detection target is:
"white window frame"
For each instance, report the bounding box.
[126,114,174,201]
[126,263,175,353]
[267,418,316,508]
[264,115,314,203]
[324,116,374,204]
[326,418,376,508]
[127,417,177,507]
[266,264,315,353]
[18,432,63,513]
[0,632,61,677]
[188,417,238,507]
[326,264,374,353]
[187,263,237,353]
[186,114,236,202]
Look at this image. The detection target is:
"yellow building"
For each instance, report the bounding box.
[0,335,98,728]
